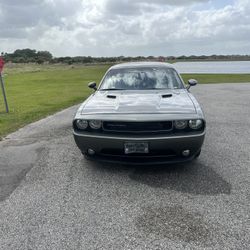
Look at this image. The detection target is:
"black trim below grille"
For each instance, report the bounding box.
[102,121,173,133]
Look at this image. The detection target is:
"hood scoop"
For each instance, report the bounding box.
[162,94,173,98]
[107,95,116,99]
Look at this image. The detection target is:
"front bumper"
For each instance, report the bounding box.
[73,131,205,165]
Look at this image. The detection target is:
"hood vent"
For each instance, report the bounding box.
[107,95,116,99]
[162,94,172,98]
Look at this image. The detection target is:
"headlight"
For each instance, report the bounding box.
[75,119,88,130]
[89,120,102,129]
[174,120,188,129]
[189,119,203,130]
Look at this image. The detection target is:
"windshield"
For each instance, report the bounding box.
[99,67,184,90]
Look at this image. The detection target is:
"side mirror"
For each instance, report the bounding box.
[88,82,97,91]
[187,79,198,90]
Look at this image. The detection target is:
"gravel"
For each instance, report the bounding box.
[0,83,249,250]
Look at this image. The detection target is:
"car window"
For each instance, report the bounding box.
[99,67,184,90]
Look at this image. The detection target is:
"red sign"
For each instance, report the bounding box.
[0,56,4,73]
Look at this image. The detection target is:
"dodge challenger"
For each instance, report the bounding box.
[73,62,205,164]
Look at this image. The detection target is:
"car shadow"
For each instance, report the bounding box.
[89,159,231,196]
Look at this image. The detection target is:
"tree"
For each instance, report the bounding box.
[13,49,37,58]
[36,51,53,62]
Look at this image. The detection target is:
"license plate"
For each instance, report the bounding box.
[124,142,149,154]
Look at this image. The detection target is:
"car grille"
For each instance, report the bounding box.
[102,121,173,133]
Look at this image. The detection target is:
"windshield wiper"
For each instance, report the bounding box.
[100,88,126,91]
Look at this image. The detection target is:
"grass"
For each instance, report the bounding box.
[0,64,109,138]
[181,74,250,84]
[0,63,250,138]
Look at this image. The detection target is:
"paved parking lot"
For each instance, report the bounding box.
[0,83,249,249]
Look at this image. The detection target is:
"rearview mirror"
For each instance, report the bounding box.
[187,79,198,90]
[88,82,97,91]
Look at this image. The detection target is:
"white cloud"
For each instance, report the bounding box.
[0,0,250,56]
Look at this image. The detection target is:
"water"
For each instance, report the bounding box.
[173,61,250,74]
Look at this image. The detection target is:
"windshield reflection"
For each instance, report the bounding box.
[100,68,184,90]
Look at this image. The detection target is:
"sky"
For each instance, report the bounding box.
[0,0,249,57]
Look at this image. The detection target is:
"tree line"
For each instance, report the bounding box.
[2,49,250,64]
[2,49,52,64]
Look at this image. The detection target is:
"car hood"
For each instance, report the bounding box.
[81,90,196,115]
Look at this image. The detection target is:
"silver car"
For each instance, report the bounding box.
[73,62,205,165]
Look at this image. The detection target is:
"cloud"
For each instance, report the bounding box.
[0,0,250,56]
[0,0,82,37]
[104,0,208,16]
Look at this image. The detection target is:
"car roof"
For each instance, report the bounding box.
[110,61,175,70]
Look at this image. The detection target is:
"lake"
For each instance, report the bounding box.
[173,61,250,74]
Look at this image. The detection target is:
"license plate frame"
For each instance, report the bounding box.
[124,142,149,154]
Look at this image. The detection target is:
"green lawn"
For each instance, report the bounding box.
[0,63,250,138]
[181,74,250,84]
[0,64,109,138]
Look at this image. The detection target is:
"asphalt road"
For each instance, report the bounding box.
[0,83,249,250]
